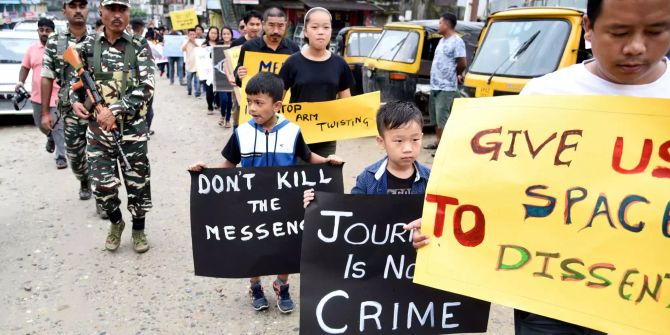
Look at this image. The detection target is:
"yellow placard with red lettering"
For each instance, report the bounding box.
[414,95,670,335]
[169,9,198,31]
[240,51,380,144]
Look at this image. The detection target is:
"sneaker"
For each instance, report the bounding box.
[248,283,269,311]
[207,109,214,115]
[273,281,295,313]
[79,179,92,200]
[225,121,231,129]
[105,220,125,251]
[96,204,108,219]
[131,230,150,253]
[187,91,192,96]
[56,156,67,169]
[46,138,55,153]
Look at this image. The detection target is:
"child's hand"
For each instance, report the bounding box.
[188,161,207,172]
[326,154,344,165]
[303,188,315,208]
[403,218,429,249]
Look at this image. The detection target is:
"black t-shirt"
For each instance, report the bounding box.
[279,52,355,103]
[221,128,311,166]
[386,169,416,195]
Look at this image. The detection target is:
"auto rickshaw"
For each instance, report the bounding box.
[335,26,382,96]
[463,7,591,97]
[362,20,483,126]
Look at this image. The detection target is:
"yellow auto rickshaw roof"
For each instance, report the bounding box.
[490,7,584,19]
[346,26,383,33]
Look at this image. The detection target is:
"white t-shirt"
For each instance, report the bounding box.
[521,58,670,98]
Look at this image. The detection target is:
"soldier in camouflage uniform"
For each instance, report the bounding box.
[41,0,95,203]
[70,0,155,253]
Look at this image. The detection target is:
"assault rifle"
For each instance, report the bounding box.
[63,46,131,170]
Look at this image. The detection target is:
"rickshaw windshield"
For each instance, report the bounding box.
[469,19,571,77]
[368,30,420,64]
[346,31,382,58]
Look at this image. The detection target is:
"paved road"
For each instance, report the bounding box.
[0,77,513,334]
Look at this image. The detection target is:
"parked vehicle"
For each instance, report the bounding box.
[362,20,483,126]
[463,7,590,97]
[14,20,68,34]
[0,31,38,115]
[335,26,382,96]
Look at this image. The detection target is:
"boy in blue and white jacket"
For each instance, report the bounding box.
[190,72,343,314]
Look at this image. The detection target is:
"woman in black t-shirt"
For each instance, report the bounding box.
[278,7,355,157]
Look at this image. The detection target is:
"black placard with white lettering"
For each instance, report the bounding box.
[301,192,491,334]
[189,165,343,278]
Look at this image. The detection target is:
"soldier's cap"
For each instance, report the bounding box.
[63,0,88,4]
[100,0,130,7]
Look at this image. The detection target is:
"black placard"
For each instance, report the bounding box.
[189,165,343,278]
[301,192,491,334]
[212,45,233,92]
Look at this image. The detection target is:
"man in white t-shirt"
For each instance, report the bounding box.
[408,0,670,334]
[516,0,670,334]
[426,12,467,153]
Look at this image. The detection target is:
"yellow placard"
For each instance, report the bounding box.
[275,92,380,143]
[239,51,291,116]
[169,9,198,31]
[239,51,379,143]
[414,95,670,335]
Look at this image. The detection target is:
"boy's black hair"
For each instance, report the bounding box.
[187,28,196,33]
[245,72,284,102]
[37,18,55,31]
[263,7,286,21]
[244,10,263,24]
[196,24,204,31]
[440,12,458,29]
[376,101,423,135]
[130,19,145,32]
[586,0,602,28]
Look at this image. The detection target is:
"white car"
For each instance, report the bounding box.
[0,31,38,115]
[13,20,68,34]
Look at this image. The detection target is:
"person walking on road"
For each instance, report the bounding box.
[278,7,354,158]
[41,0,96,204]
[70,0,155,253]
[425,12,467,154]
[17,18,67,169]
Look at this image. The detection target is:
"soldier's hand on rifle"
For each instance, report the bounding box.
[97,107,116,132]
[237,66,247,80]
[72,102,90,120]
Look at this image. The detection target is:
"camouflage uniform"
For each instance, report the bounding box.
[41,31,90,183]
[69,30,155,219]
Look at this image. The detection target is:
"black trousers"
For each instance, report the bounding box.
[514,310,606,335]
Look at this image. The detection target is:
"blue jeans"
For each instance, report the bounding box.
[219,92,232,121]
[167,57,184,84]
[186,71,200,96]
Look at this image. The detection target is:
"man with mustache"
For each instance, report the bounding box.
[17,18,66,169]
[41,0,103,214]
[234,7,299,88]
[69,0,155,254]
